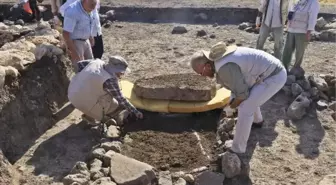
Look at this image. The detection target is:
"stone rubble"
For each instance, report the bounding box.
[194,171,225,185]
[172,26,188,34]
[281,68,336,121]
[174,178,187,185]
[159,171,173,185]
[221,152,241,178]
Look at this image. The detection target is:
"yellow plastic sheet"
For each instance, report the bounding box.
[120,80,231,113]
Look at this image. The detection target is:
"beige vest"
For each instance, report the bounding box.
[68,59,118,120]
[215,47,283,89]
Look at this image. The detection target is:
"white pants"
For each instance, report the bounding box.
[231,68,287,153]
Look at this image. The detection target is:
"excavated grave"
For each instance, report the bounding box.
[133,73,217,101]
[120,110,222,172]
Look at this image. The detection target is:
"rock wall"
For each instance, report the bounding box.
[0,54,72,163]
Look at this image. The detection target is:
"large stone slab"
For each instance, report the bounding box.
[109,151,156,185]
[133,73,216,101]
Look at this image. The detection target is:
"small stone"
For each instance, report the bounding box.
[290,67,305,79]
[317,100,328,110]
[209,34,216,39]
[159,171,172,185]
[221,152,241,178]
[109,152,156,185]
[227,38,236,44]
[190,166,208,174]
[172,26,187,34]
[105,125,120,139]
[63,173,90,185]
[91,148,106,160]
[331,112,336,121]
[198,13,208,20]
[297,78,311,91]
[103,21,112,28]
[15,19,24,26]
[90,159,103,173]
[194,171,225,185]
[287,94,311,120]
[91,177,116,185]
[175,178,187,185]
[171,171,185,180]
[286,75,296,85]
[244,27,254,33]
[291,83,304,97]
[217,118,236,132]
[115,24,123,28]
[100,167,110,176]
[316,17,327,30]
[310,87,320,100]
[102,150,114,167]
[224,140,233,150]
[238,22,251,30]
[282,85,292,96]
[183,174,194,183]
[329,101,336,111]
[70,162,90,177]
[91,171,105,181]
[159,164,170,171]
[213,23,219,27]
[101,141,122,153]
[196,30,207,37]
[308,75,329,92]
[106,10,115,19]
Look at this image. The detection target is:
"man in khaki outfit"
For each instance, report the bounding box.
[282,0,320,71]
[256,0,288,59]
[68,56,143,125]
[190,42,287,154]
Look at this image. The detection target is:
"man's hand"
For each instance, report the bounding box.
[70,52,82,62]
[89,37,95,47]
[306,31,312,41]
[230,98,245,109]
[255,16,261,28]
[135,111,143,119]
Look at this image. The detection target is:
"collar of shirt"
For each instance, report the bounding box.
[79,0,92,16]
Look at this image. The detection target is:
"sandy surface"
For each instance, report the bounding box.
[10,21,336,185]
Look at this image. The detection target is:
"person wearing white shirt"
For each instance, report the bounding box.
[256,0,288,60]
[91,0,104,59]
[282,0,320,71]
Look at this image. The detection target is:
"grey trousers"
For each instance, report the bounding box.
[282,32,308,70]
[256,23,284,60]
[72,39,93,72]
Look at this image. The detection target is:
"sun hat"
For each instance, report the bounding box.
[104,56,130,74]
[202,41,238,62]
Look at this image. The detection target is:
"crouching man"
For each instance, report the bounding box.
[68,56,143,125]
[190,42,287,154]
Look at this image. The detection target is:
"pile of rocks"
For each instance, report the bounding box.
[0,20,64,88]
[313,17,336,42]
[237,22,259,34]
[282,67,336,120]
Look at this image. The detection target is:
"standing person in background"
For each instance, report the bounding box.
[28,0,41,22]
[59,0,77,25]
[92,0,104,59]
[50,0,67,25]
[62,0,96,72]
[255,0,288,60]
[282,0,319,71]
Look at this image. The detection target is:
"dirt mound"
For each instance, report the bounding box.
[133,73,216,101]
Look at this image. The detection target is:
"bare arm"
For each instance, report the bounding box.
[63,31,81,62]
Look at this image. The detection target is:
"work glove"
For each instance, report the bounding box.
[223,106,236,117]
[255,16,261,28]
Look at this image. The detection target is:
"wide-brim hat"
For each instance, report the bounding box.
[104,55,131,74]
[202,42,237,62]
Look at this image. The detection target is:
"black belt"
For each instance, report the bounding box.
[74,39,88,41]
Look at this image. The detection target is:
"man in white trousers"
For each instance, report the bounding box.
[256,0,288,59]
[190,42,287,154]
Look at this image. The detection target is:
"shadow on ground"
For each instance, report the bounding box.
[26,120,100,182]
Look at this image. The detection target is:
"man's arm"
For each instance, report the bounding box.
[103,77,140,115]
[217,63,250,109]
[50,0,58,15]
[62,11,81,62]
[308,0,320,31]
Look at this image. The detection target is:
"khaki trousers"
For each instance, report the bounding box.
[256,23,284,60]
[281,32,308,70]
[72,39,94,72]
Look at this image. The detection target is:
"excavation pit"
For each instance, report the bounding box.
[133,73,217,102]
[121,110,222,172]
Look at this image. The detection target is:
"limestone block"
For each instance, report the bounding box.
[0,49,35,70]
[133,73,216,101]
